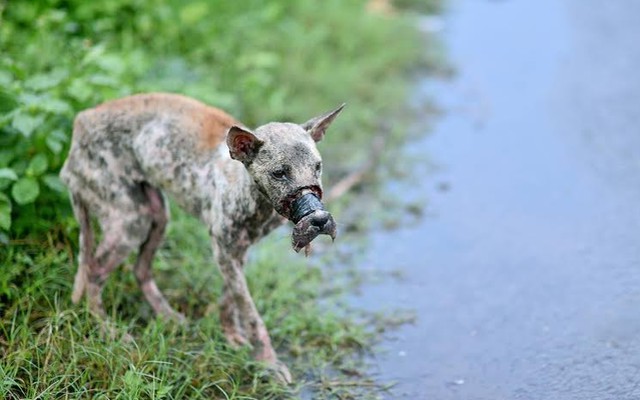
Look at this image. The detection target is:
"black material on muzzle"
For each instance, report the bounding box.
[290,193,325,223]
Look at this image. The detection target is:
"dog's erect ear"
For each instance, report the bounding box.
[227,125,264,163]
[300,103,345,143]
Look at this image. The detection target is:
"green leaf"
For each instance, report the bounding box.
[46,136,63,154]
[180,2,209,24]
[67,79,93,102]
[46,129,68,154]
[0,89,19,114]
[0,168,18,181]
[0,70,13,87]
[19,92,72,115]
[0,192,11,230]
[38,98,72,114]
[11,177,40,205]
[0,149,15,168]
[87,74,119,87]
[27,153,48,176]
[42,174,66,193]
[12,112,44,137]
[24,71,66,91]
[81,44,106,66]
[95,54,126,75]
[0,168,18,190]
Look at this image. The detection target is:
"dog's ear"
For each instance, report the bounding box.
[300,103,345,142]
[227,125,264,163]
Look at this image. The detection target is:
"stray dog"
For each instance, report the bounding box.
[60,93,344,382]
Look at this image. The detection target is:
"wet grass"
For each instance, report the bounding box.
[1,208,385,399]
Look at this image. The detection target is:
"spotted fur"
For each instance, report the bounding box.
[60,92,344,383]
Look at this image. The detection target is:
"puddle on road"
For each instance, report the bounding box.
[353,0,640,399]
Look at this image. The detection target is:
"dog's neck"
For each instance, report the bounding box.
[201,155,283,243]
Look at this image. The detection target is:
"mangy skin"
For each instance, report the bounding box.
[59,92,344,383]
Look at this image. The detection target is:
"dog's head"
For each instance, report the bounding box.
[227,104,344,252]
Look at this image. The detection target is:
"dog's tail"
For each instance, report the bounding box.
[70,194,94,304]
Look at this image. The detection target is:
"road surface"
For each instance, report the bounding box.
[355,0,640,398]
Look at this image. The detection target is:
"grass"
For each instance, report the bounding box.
[1,210,381,399]
[0,0,446,398]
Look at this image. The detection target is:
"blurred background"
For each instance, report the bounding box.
[0,0,443,238]
[354,0,640,399]
[2,0,640,399]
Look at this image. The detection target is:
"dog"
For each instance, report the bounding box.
[60,92,344,382]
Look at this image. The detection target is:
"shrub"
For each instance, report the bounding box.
[0,0,431,240]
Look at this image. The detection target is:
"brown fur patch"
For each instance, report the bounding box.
[91,92,238,151]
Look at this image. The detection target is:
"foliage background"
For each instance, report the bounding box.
[0,0,443,398]
[0,0,437,238]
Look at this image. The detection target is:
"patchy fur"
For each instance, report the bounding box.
[60,92,344,383]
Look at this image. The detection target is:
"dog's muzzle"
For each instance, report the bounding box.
[290,193,337,253]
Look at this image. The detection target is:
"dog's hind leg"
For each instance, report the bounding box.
[70,193,95,304]
[86,220,143,318]
[133,184,185,322]
[77,183,154,319]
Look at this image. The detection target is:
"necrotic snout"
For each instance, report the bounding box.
[309,211,330,227]
[290,192,325,223]
[290,193,337,253]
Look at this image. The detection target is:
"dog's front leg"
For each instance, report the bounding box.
[212,239,292,383]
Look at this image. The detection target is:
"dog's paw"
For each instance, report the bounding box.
[222,329,250,348]
[267,360,293,385]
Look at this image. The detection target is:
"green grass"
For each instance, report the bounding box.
[0,207,389,399]
[0,0,445,398]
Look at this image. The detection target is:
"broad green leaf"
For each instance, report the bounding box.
[0,149,15,167]
[11,177,40,205]
[24,71,66,91]
[46,129,68,154]
[67,79,93,102]
[27,154,48,176]
[87,74,118,87]
[38,98,72,114]
[46,135,63,154]
[0,192,11,230]
[0,168,18,190]
[19,92,72,114]
[0,89,18,114]
[18,92,43,109]
[42,174,66,193]
[95,54,125,75]
[180,2,209,24]
[0,71,12,87]
[12,112,44,137]
[81,44,106,66]
[0,168,18,181]
[49,129,68,142]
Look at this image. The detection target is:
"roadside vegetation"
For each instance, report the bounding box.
[0,0,443,398]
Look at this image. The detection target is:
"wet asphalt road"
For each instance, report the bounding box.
[354,1,640,399]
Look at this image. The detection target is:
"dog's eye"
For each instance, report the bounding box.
[271,169,288,180]
[315,162,322,174]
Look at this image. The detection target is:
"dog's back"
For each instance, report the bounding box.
[61,93,241,217]
[69,93,236,148]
